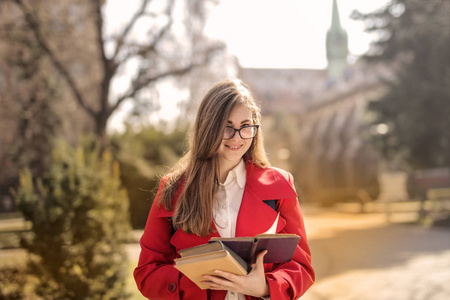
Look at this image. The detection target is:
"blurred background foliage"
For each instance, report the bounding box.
[110,125,188,229]
[353,0,450,171]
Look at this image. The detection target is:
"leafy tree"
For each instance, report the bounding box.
[13,139,131,299]
[352,0,450,170]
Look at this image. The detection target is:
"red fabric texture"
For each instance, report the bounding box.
[134,161,315,299]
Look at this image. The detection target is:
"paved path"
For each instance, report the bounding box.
[301,204,450,300]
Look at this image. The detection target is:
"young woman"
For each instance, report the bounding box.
[134,79,315,299]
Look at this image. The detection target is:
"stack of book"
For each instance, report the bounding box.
[174,233,300,289]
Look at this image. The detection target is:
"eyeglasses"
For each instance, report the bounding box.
[223,125,259,140]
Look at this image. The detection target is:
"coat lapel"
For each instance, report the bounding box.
[235,162,297,237]
[235,187,282,236]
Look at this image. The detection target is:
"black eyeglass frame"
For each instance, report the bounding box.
[223,125,259,140]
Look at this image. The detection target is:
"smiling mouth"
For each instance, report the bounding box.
[225,145,242,150]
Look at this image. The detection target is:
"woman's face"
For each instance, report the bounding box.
[217,104,254,168]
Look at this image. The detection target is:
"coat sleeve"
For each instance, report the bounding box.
[264,172,315,299]
[133,179,181,299]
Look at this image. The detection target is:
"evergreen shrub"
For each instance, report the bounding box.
[13,139,131,299]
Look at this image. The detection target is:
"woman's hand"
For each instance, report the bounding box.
[202,250,270,298]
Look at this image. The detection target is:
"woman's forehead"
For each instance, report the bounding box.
[227,104,252,120]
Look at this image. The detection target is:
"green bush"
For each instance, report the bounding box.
[13,139,131,299]
[110,125,188,229]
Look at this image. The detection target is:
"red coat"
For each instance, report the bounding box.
[134,161,315,299]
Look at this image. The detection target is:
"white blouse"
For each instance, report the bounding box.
[214,159,246,300]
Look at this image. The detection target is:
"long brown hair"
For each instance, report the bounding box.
[159,78,269,236]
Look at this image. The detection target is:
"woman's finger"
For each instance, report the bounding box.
[252,250,268,271]
[202,274,234,289]
[213,269,240,281]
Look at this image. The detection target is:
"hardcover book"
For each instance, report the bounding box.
[174,241,250,290]
[209,233,300,264]
[174,234,300,289]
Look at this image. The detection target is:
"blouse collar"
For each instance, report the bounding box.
[222,159,246,189]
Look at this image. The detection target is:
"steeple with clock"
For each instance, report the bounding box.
[326,0,349,80]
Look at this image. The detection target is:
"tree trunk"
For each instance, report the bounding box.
[95,112,109,151]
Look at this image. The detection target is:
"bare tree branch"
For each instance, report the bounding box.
[112,0,151,62]
[116,42,158,68]
[110,43,224,115]
[147,0,175,49]
[91,0,108,65]
[12,0,96,118]
[91,0,115,113]
[114,0,175,69]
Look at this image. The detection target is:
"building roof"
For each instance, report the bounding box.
[239,68,327,115]
[239,61,392,116]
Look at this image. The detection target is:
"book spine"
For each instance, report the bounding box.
[220,242,252,272]
[250,239,258,264]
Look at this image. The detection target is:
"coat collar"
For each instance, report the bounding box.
[244,160,297,200]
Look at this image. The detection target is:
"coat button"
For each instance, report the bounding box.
[168,282,177,292]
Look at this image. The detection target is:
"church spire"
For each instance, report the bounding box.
[326,0,349,80]
[331,0,342,29]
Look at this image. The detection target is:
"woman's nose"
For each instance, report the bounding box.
[231,130,242,140]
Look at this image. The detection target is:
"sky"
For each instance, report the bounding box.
[106,0,390,132]
[204,0,390,69]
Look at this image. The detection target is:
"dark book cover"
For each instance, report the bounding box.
[209,233,300,264]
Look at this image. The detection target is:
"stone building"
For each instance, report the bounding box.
[239,0,391,204]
